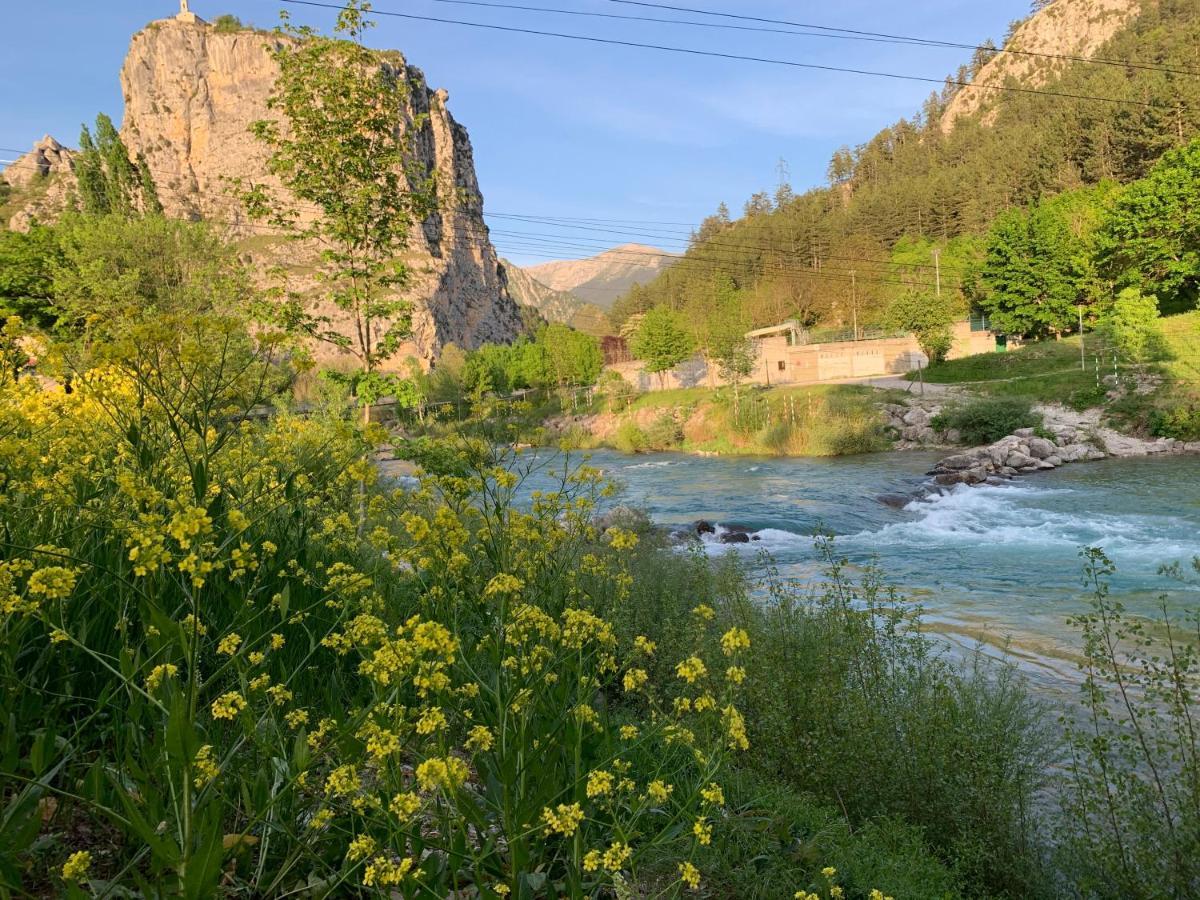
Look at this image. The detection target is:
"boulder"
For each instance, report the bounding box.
[934,472,964,486]
[1044,455,1063,467]
[916,427,938,444]
[1014,427,1036,438]
[877,493,913,509]
[1006,451,1035,470]
[1026,437,1057,460]
[695,520,716,535]
[719,531,750,544]
[943,428,962,445]
[902,408,930,427]
[937,453,981,472]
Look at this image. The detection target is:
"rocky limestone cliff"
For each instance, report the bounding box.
[525,243,675,310]
[940,0,1142,132]
[3,12,523,364]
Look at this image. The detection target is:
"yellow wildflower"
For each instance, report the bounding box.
[700,783,725,806]
[61,850,91,882]
[266,684,292,706]
[679,860,701,890]
[691,603,715,621]
[346,834,376,861]
[723,704,750,751]
[415,756,469,792]
[822,867,837,879]
[675,656,707,684]
[586,769,614,798]
[602,841,632,872]
[633,635,656,655]
[181,614,207,636]
[362,856,414,887]
[50,629,69,644]
[285,709,310,729]
[325,765,360,797]
[465,725,494,752]
[270,633,285,650]
[583,849,602,872]
[647,780,673,803]
[619,724,639,740]
[248,650,265,665]
[541,802,585,836]
[390,792,421,820]
[27,566,77,601]
[623,668,648,692]
[720,627,751,656]
[145,663,179,691]
[217,632,242,655]
[693,818,712,846]
[193,744,220,788]
[726,665,746,684]
[415,707,447,735]
[211,691,246,720]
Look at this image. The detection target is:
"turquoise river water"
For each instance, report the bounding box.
[518,449,1200,694]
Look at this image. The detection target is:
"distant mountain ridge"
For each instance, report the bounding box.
[499,261,611,336]
[526,243,676,309]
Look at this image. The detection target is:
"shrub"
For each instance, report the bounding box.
[0,318,750,896]
[932,396,1042,445]
[614,538,1052,898]
[212,13,244,32]
[644,411,684,450]
[613,420,648,453]
[1149,402,1200,441]
[1056,550,1200,897]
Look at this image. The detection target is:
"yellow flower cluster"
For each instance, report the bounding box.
[211,691,247,720]
[541,802,585,836]
[61,850,91,882]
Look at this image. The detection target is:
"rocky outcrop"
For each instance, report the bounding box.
[2,136,78,230]
[3,14,523,364]
[941,0,1141,132]
[928,409,1200,486]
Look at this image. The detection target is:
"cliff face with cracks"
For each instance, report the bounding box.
[4,12,523,364]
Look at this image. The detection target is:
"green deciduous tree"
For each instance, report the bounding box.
[242,0,433,422]
[0,225,60,328]
[885,288,957,364]
[1098,139,1200,314]
[629,306,693,388]
[50,214,253,365]
[74,114,154,217]
[969,185,1114,338]
[1099,287,1166,363]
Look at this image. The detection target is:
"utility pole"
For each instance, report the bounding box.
[1078,305,1086,371]
[932,248,942,298]
[850,270,858,340]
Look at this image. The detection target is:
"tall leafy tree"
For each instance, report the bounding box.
[243,0,433,421]
[74,114,151,217]
[1098,139,1200,314]
[629,306,693,388]
[969,185,1114,338]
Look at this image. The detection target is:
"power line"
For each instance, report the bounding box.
[609,0,1200,79]
[278,0,1185,111]
[414,0,1001,53]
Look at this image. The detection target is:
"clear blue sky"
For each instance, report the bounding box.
[1,1,1031,265]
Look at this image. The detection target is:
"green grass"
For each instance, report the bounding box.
[1160,310,1200,387]
[913,336,1110,410]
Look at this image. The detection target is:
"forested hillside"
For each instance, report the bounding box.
[613,0,1200,336]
